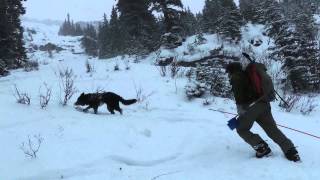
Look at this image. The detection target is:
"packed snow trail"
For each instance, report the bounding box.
[0,20,319,180]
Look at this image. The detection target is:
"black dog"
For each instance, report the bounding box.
[74,92,137,114]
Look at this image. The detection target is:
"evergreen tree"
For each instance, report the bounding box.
[219,0,243,42]
[150,0,184,48]
[293,8,320,91]
[202,0,223,33]
[281,0,315,21]
[202,0,242,42]
[239,0,263,23]
[117,0,160,55]
[98,6,124,58]
[0,0,27,70]
[271,4,320,93]
[150,0,183,32]
[75,23,83,36]
[97,14,109,58]
[263,0,286,38]
[81,24,98,56]
[58,14,83,36]
[179,7,199,37]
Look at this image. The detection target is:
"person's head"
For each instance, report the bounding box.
[225,62,242,76]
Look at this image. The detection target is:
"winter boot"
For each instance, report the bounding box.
[285,147,301,162]
[254,141,272,158]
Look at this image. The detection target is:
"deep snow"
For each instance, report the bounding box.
[0,20,319,180]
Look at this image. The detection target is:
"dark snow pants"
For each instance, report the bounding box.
[236,102,294,153]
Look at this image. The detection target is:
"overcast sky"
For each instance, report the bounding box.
[23,0,207,22]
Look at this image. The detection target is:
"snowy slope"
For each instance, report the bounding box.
[0,20,320,180]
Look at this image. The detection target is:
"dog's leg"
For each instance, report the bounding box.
[115,103,123,115]
[83,106,91,112]
[107,104,115,114]
[93,105,99,114]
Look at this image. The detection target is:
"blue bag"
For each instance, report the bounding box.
[227,117,239,130]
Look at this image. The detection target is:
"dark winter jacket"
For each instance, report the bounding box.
[229,70,257,105]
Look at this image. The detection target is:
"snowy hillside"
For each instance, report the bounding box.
[0,20,320,180]
[156,23,272,63]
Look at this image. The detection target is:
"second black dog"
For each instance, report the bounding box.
[74,92,137,114]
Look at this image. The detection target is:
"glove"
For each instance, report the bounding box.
[228,117,239,130]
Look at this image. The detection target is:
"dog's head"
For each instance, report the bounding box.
[74,93,87,106]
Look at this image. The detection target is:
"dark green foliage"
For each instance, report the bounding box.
[0,0,27,70]
[58,14,85,36]
[239,0,264,24]
[81,24,98,57]
[179,8,199,37]
[150,0,183,32]
[262,0,286,38]
[201,0,223,33]
[190,61,232,98]
[98,7,126,58]
[202,0,242,42]
[150,0,184,48]
[269,0,320,93]
[117,0,160,55]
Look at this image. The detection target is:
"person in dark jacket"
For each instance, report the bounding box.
[226,62,300,162]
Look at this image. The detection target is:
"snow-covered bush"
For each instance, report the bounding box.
[161,32,183,49]
[184,60,231,100]
[185,68,194,81]
[202,98,212,106]
[299,96,318,115]
[194,33,207,45]
[23,60,39,72]
[278,92,318,115]
[185,81,207,100]
[195,61,232,98]
[187,43,196,55]
[278,93,301,112]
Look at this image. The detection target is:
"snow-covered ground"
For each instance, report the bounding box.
[0,20,320,180]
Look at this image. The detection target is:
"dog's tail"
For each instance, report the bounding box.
[120,98,137,105]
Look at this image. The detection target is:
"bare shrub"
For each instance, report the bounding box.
[114,63,120,71]
[59,68,77,106]
[134,83,155,103]
[20,134,44,159]
[39,83,52,109]
[143,101,151,111]
[170,59,180,79]
[300,96,318,115]
[133,55,141,63]
[278,92,301,112]
[124,60,130,70]
[24,60,39,72]
[157,65,167,77]
[13,85,31,105]
[185,68,195,82]
[85,59,94,73]
[48,49,53,58]
[203,98,212,106]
